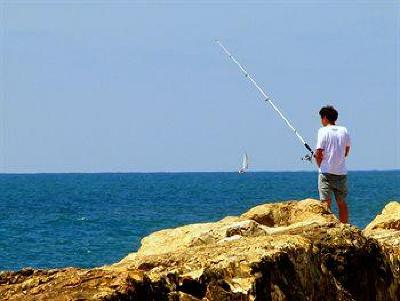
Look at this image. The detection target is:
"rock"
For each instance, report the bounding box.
[364,201,400,234]
[225,220,268,237]
[363,201,400,301]
[240,198,337,226]
[0,198,398,300]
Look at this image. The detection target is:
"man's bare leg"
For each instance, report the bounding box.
[336,198,348,223]
[323,199,331,210]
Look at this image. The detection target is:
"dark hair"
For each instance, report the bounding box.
[319,105,338,123]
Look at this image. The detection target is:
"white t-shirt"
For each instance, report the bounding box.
[316,125,351,175]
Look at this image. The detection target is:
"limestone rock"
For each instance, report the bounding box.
[0,199,398,300]
[240,198,337,226]
[363,201,400,301]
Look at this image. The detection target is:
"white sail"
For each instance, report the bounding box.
[239,152,249,173]
[242,153,249,169]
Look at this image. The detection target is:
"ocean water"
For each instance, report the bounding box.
[0,171,399,271]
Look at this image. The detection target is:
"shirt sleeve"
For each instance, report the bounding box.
[316,128,326,150]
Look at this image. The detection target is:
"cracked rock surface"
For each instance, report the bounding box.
[1,198,399,300]
[363,201,400,301]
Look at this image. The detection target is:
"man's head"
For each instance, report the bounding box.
[319,105,338,126]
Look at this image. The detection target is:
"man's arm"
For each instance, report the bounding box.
[315,128,325,168]
[345,129,351,157]
[345,146,350,157]
[315,149,323,167]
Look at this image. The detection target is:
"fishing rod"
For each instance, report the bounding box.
[215,40,314,162]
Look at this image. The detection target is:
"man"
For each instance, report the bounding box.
[315,105,351,223]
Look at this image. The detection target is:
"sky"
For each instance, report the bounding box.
[0,1,399,173]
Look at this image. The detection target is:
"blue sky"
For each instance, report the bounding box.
[1,1,399,172]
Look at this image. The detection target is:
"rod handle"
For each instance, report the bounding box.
[304,143,314,155]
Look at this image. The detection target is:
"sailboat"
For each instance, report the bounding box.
[238,152,249,174]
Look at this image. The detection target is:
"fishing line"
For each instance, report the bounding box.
[215,40,314,162]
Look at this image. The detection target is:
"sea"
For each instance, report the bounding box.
[0,171,399,271]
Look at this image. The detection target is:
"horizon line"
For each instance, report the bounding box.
[0,168,399,175]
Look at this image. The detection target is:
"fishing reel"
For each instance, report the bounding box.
[301,153,313,163]
[301,144,314,163]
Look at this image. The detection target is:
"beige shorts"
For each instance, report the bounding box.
[318,173,348,201]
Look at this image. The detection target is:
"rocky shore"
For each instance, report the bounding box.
[1,199,399,300]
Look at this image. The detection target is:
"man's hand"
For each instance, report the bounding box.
[315,149,324,167]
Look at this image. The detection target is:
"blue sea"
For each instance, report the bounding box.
[0,171,399,271]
